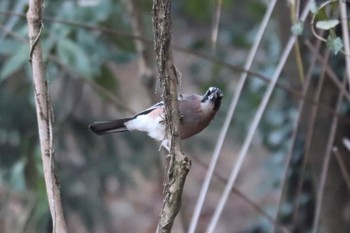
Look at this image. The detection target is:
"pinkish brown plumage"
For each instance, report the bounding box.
[89,87,223,150]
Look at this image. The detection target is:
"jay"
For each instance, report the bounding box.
[89,87,223,150]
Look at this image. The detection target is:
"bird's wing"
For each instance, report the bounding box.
[130,101,164,119]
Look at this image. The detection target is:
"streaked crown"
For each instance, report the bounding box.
[201,87,223,110]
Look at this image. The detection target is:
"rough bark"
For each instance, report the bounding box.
[26,0,68,232]
[152,0,191,232]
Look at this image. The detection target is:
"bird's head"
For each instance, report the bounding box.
[201,87,223,111]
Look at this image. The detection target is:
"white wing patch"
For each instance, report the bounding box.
[124,113,165,142]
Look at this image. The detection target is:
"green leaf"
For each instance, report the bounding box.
[291,21,304,35]
[94,65,117,92]
[316,19,339,30]
[57,39,93,78]
[314,6,329,21]
[326,35,343,55]
[0,44,29,81]
[184,0,212,21]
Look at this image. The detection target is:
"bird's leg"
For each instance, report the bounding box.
[159,113,166,125]
[159,139,170,152]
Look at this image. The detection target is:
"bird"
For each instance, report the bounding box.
[89,87,223,150]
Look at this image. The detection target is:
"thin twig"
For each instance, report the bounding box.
[81,76,135,114]
[289,0,305,82]
[310,0,337,43]
[188,0,278,232]
[47,54,135,115]
[343,138,350,152]
[292,50,330,226]
[0,23,27,43]
[311,145,332,233]
[333,148,350,193]
[164,45,350,125]
[211,0,221,54]
[339,0,350,85]
[271,37,323,233]
[206,2,313,232]
[311,73,347,233]
[0,11,320,93]
[1,10,350,123]
[305,40,350,103]
[0,0,27,42]
[191,155,290,233]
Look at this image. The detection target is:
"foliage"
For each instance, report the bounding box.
[1,0,349,232]
[311,0,346,55]
[0,0,286,231]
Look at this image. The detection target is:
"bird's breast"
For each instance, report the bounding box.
[179,109,215,139]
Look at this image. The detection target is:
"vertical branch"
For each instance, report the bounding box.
[339,0,350,84]
[206,2,313,232]
[311,77,347,233]
[211,0,222,53]
[188,1,277,232]
[26,0,67,233]
[152,0,191,233]
[271,37,323,233]
[292,50,329,226]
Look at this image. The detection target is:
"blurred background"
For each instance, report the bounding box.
[1,0,350,232]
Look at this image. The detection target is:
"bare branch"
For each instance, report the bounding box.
[311,73,347,233]
[206,2,313,232]
[333,148,350,193]
[26,0,67,232]
[339,0,350,84]
[271,37,324,233]
[1,10,350,123]
[211,0,222,53]
[305,40,350,103]
[191,155,290,233]
[292,50,330,226]
[152,0,191,232]
[188,0,278,231]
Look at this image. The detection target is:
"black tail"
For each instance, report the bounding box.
[89,118,131,135]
